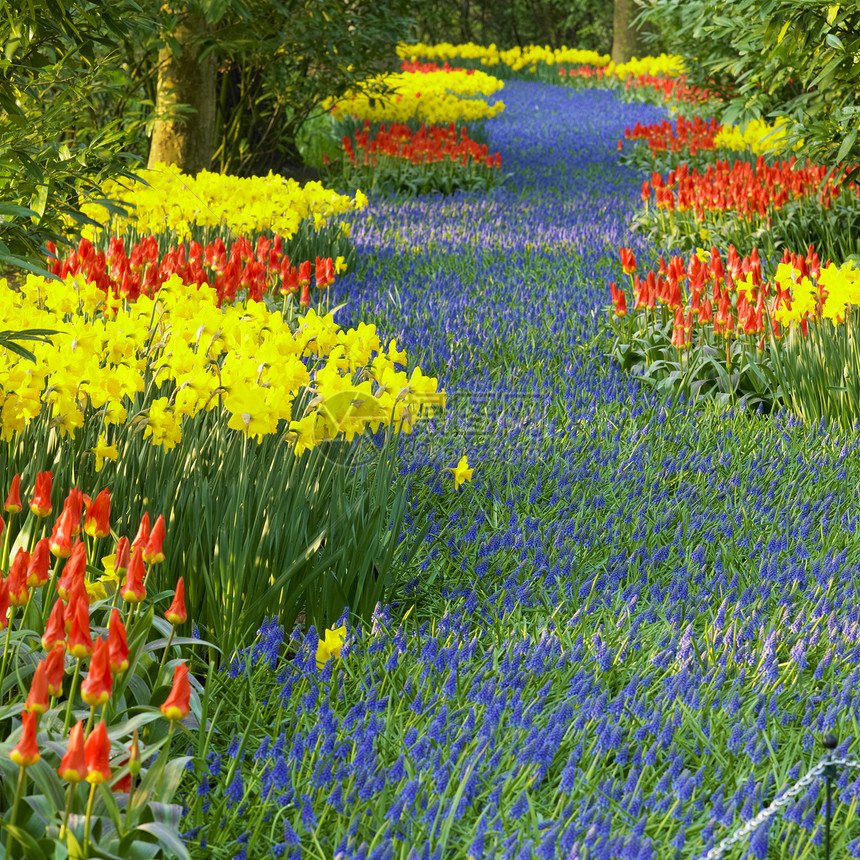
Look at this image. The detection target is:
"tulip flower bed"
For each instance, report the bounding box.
[47,235,347,307]
[9,53,860,860]
[0,474,202,858]
[619,114,860,261]
[604,242,860,412]
[79,164,364,266]
[334,120,503,195]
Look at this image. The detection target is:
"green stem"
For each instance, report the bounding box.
[156,721,176,798]
[63,659,82,736]
[5,764,26,858]
[157,626,176,679]
[0,606,16,684]
[83,781,97,856]
[60,782,75,840]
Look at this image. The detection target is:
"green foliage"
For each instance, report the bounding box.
[608,307,781,412]
[192,0,415,175]
[637,0,860,171]
[771,309,860,429]
[410,0,615,53]
[0,0,153,274]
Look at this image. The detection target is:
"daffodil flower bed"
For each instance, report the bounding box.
[327,68,505,125]
[79,163,367,251]
[0,273,442,450]
[397,41,611,71]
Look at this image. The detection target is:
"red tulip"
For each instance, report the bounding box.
[57,540,86,602]
[58,721,87,782]
[165,577,187,626]
[160,662,191,721]
[121,549,146,604]
[49,507,75,559]
[26,538,51,587]
[24,661,50,715]
[143,514,165,564]
[67,598,94,659]
[42,599,66,651]
[83,488,111,539]
[4,474,22,514]
[6,547,30,606]
[81,637,113,707]
[108,608,129,674]
[84,721,112,784]
[30,471,52,518]
[9,711,40,767]
[131,513,149,557]
[44,642,66,696]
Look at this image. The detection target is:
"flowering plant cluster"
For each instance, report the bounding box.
[78,163,366,248]
[623,73,718,108]
[47,235,346,307]
[335,120,503,195]
[0,473,198,858]
[620,111,860,259]
[396,41,610,71]
[606,243,860,410]
[0,271,441,449]
[327,67,505,125]
[621,115,787,160]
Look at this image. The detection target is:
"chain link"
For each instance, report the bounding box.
[695,761,828,860]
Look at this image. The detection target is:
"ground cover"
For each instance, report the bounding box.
[175,82,860,858]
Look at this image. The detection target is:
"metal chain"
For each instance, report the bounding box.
[695,761,828,860]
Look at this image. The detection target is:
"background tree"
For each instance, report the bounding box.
[612,0,647,63]
[147,0,415,177]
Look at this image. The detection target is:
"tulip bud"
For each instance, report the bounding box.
[165,577,187,626]
[58,721,87,782]
[84,721,112,784]
[129,728,141,777]
[9,711,40,767]
[81,637,113,707]
[143,514,165,564]
[160,662,191,721]
[121,549,146,604]
[4,474,22,514]
[44,642,66,696]
[30,471,52,518]
[108,608,129,674]
[24,661,50,715]
[26,538,51,588]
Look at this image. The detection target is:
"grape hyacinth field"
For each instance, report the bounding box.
[178,81,860,858]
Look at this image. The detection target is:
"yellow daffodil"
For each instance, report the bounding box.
[446,455,473,489]
[92,434,119,472]
[316,626,347,669]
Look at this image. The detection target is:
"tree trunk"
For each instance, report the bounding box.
[148,11,216,175]
[612,0,646,64]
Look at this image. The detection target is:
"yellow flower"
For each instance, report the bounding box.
[446,455,473,489]
[316,625,347,669]
[92,433,119,472]
[85,580,108,603]
[354,190,368,210]
[99,554,120,585]
[335,256,348,275]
